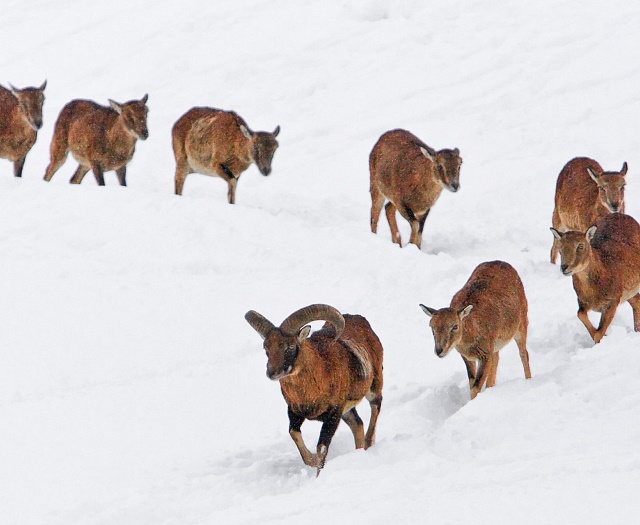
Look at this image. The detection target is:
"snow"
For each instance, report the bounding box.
[2,1,640,523]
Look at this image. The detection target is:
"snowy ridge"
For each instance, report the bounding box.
[2,1,640,524]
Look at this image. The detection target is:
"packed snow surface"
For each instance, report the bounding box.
[2,1,640,523]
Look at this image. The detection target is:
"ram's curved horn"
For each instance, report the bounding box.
[245,310,276,340]
[279,304,345,341]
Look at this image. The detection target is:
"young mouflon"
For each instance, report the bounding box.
[551,213,640,343]
[420,261,531,399]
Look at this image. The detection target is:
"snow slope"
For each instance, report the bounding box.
[2,1,640,523]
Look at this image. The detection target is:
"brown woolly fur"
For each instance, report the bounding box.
[43,95,149,186]
[0,81,46,177]
[172,107,279,204]
[551,157,627,263]
[420,261,531,400]
[369,128,462,248]
[244,304,383,475]
[551,213,640,343]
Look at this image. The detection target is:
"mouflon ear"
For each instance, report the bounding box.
[297,325,311,342]
[240,124,252,140]
[109,100,123,114]
[620,161,628,176]
[419,304,437,317]
[586,226,598,241]
[420,147,434,160]
[586,167,600,183]
[550,227,563,240]
[459,304,474,319]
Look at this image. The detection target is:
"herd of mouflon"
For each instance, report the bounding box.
[2,81,637,474]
